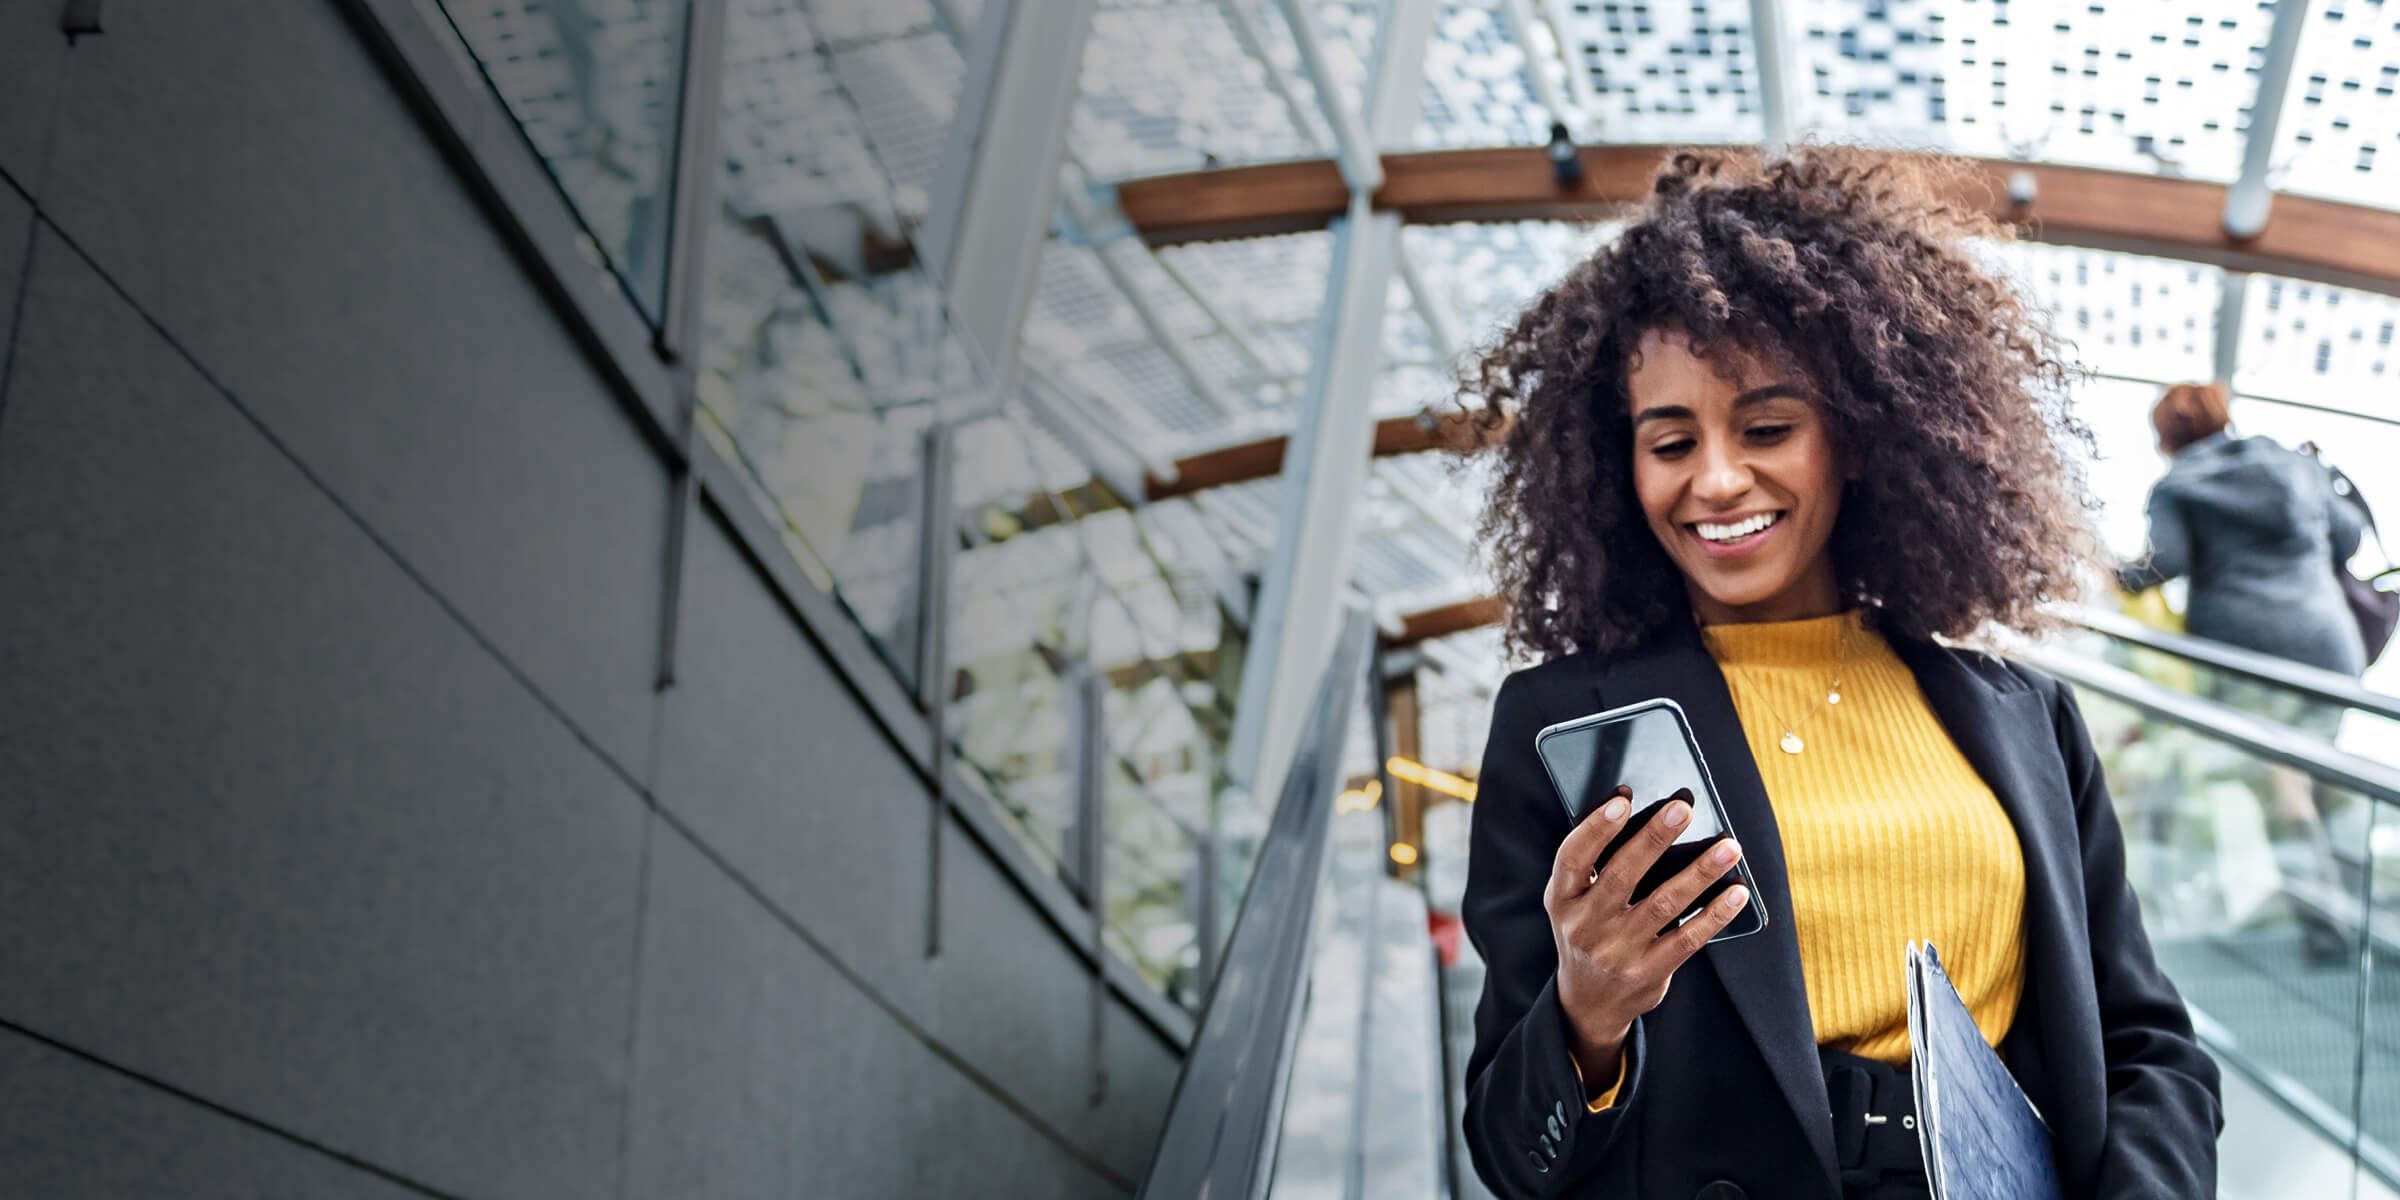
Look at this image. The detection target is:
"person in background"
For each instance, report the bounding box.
[2117,380,2367,684]
[2116,381,2369,964]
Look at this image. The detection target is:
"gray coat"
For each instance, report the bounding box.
[2118,432,2368,676]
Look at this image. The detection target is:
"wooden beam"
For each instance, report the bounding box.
[1387,593,1505,647]
[1143,407,1498,502]
[1116,145,2400,296]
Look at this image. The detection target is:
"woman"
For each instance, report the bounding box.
[2116,382,2368,964]
[2118,380,2367,683]
[1453,147,2220,1200]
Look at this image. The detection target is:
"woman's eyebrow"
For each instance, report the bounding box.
[1630,383,1808,428]
[1732,382,1809,406]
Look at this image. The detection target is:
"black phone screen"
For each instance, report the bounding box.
[1533,701,1767,941]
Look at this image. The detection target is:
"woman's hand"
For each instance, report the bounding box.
[1543,784,1750,1083]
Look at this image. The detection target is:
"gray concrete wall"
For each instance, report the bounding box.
[0,3,1179,1196]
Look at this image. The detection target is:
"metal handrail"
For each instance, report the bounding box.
[1136,608,1376,1200]
[2003,642,2400,807]
[2063,605,2400,726]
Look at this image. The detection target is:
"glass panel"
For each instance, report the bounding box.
[1104,758,1205,1008]
[698,0,988,688]
[2075,687,2375,1143]
[440,0,690,321]
[950,407,1099,878]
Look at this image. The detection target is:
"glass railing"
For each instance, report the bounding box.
[2013,645,2400,1193]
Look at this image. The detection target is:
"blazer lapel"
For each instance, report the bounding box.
[1596,621,1838,1190]
[1888,637,2102,1185]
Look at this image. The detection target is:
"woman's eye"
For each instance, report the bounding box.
[1746,424,1794,443]
[1650,439,1695,459]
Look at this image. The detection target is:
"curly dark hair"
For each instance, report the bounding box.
[1454,144,2101,662]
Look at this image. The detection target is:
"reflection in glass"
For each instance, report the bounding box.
[696,0,986,686]
[440,0,690,321]
[1105,760,1204,1009]
[2075,687,2383,1152]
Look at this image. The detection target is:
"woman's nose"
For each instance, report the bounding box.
[1692,441,1753,502]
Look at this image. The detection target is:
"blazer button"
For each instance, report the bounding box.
[1693,1182,1745,1200]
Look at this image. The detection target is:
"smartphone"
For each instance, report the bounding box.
[1533,698,1768,943]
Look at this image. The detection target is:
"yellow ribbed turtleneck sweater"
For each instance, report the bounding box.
[1581,610,2026,1109]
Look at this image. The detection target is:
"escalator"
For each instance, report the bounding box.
[1138,607,2400,1200]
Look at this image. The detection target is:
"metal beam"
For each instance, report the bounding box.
[1497,0,1582,135]
[1396,242,1467,365]
[2225,0,2313,241]
[1747,0,1800,148]
[922,0,1098,385]
[1273,0,1385,191]
[1219,0,1330,156]
[1224,0,1436,801]
[2214,270,2250,386]
[1537,0,1606,120]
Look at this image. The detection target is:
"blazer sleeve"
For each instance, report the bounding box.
[1460,672,1648,1198]
[2051,681,2224,1197]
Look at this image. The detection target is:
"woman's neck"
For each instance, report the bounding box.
[1685,559,1843,626]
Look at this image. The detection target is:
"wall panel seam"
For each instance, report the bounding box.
[0,1018,465,1200]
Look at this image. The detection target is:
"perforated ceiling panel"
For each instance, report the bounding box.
[1793,0,2275,180]
[1072,2,1324,178]
[1400,220,1616,343]
[1416,3,1557,147]
[1975,240,2221,384]
[829,31,967,217]
[2270,0,2400,211]
[1550,0,1765,142]
[718,0,894,225]
[2235,275,2400,414]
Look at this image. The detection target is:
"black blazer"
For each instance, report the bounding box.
[1459,619,2222,1200]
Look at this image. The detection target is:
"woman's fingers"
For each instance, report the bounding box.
[1546,784,1633,907]
[1631,836,1742,933]
[1641,884,1753,974]
[1589,796,1693,907]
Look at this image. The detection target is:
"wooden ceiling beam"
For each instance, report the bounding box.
[1116,145,2400,296]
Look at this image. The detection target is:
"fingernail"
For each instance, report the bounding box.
[1711,840,1739,865]
[1722,886,1750,910]
[1613,784,1633,797]
[1661,802,1690,829]
[1601,796,1628,821]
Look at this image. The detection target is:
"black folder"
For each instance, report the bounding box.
[1905,942,2065,1200]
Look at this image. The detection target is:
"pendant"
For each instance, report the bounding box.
[1779,731,1804,755]
[1827,690,1841,705]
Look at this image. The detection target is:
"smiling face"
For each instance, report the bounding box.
[1625,327,1849,626]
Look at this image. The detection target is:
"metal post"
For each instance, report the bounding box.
[920,421,958,958]
[651,0,727,694]
[921,0,1098,388]
[2214,271,2250,389]
[1075,663,1112,1106]
[2225,0,2312,240]
[1748,0,1799,148]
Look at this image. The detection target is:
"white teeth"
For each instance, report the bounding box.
[1694,512,1780,543]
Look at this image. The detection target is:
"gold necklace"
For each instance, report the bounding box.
[1710,619,1851,755]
